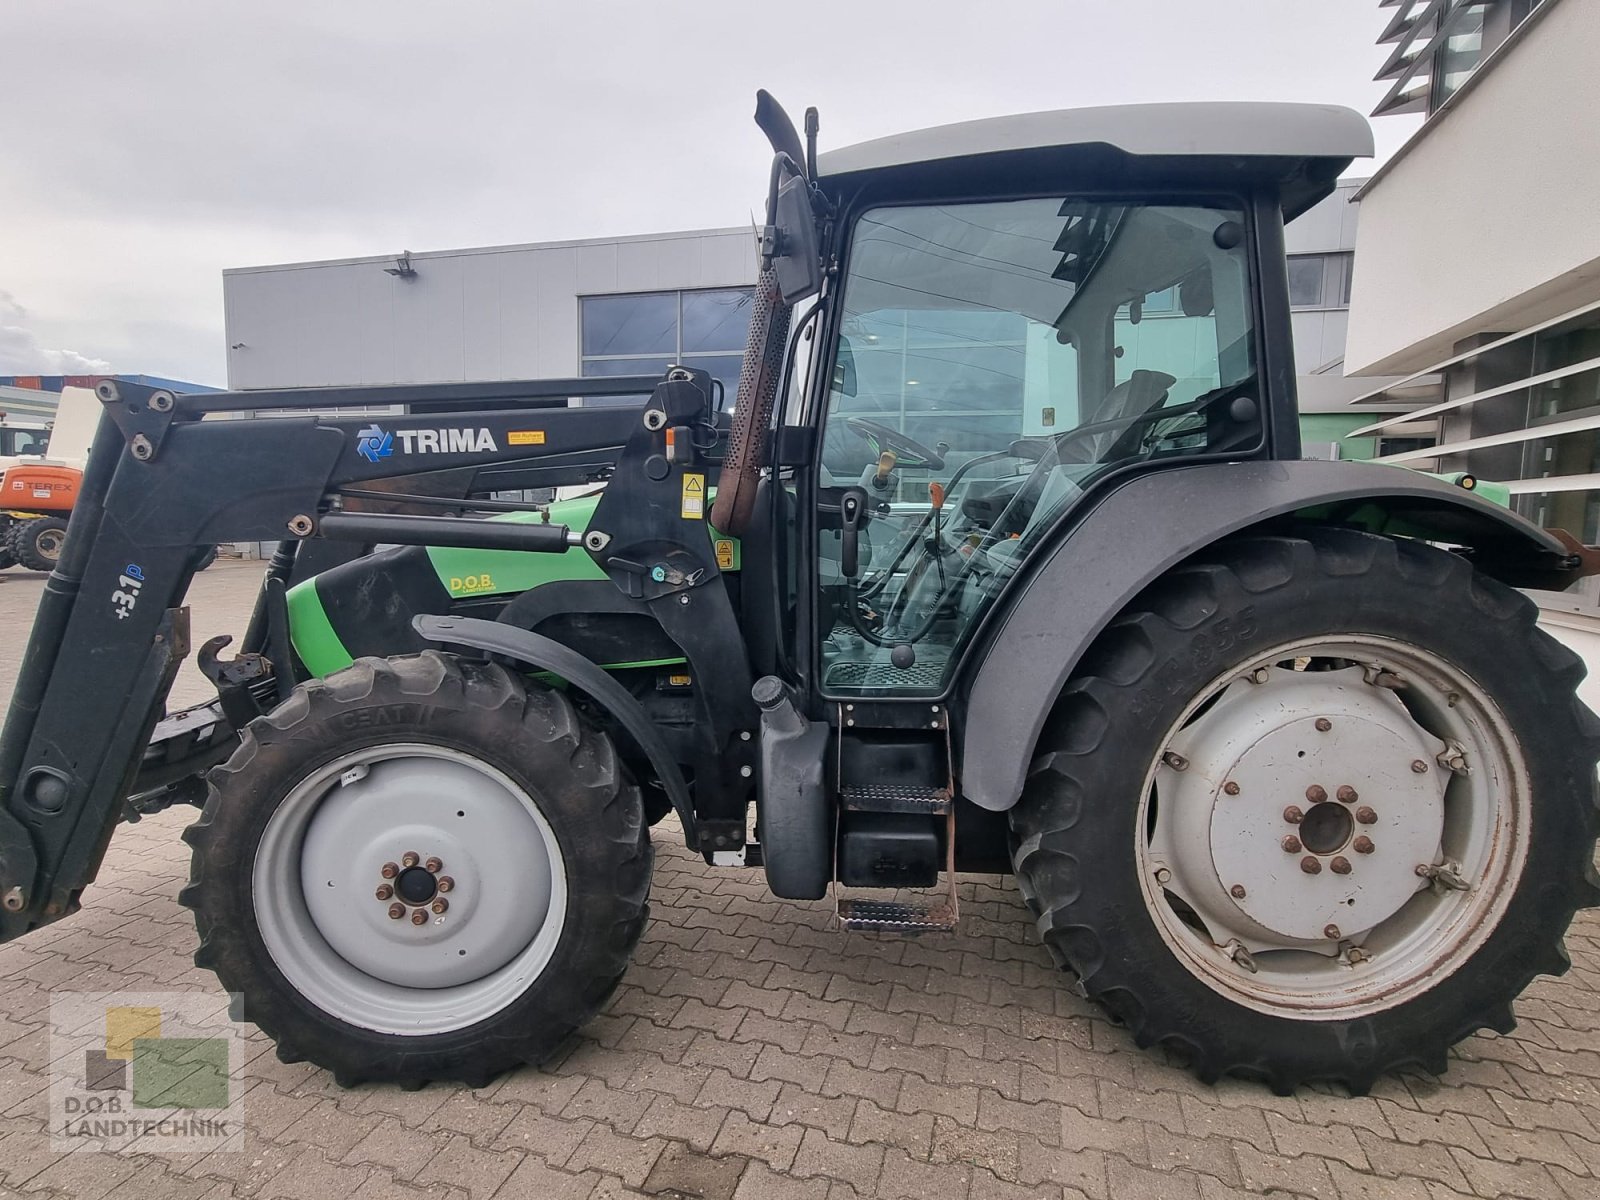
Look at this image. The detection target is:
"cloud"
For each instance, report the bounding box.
[0,290,113,375]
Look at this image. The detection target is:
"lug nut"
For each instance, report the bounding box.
[1330,856,1352,875]
[1283,805,1305,824]
[1337,785,1358,804]
[1411,759,1428,774]
[430,898,449,914]
[410,909,428,926]
[1324,923,1341,940]
[437,876,454,893]
[380,862,399,880]
[1223,781,1241,796]
[1282,835,1303,853]
[1353,836,1375,854]
[1301,856,1322,875]
[375,884,393,901]
[1154,867,1172,885]
[1305,784,1327,804]
[387,903,406,920]
[1229,884,1247,899]
[401,851,420,869]
[1355,806,1378,825]
[1315,718,1332,732]
[424,857,442,873]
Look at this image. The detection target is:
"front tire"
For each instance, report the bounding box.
[1010,527,1600,1093]
[181,651,651,1087]
[10,516,67,571]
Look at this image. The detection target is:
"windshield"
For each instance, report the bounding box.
[816,196,1259,696]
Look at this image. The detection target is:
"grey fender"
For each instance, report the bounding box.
[958,458,1571,813]
[414,614,699,847]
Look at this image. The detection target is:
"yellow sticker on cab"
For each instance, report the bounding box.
[714,538,735,570]
[508,430,546,446]
[681,472,705,520]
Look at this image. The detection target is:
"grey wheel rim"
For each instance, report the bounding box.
[1137,636,1529,1019]
[253,743,568,1035]
[35,527,64,561]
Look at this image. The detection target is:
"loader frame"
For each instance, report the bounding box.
[0,370,759,935]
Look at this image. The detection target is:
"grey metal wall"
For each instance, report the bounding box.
[223,229,755,390]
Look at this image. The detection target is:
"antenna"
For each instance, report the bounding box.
[804,107,820,180]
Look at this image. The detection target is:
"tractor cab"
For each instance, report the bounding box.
[739,99,1368,700]
[710,98,1376,923]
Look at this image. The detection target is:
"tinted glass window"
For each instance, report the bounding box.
[581,288,754,409]
[1287,256,1326,308]
[682,289,754,353]
[581,293,678,356]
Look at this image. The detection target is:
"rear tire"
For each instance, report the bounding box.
[181,651,651,1087]
[10,516,67,571]
[1010,527,1600,1093]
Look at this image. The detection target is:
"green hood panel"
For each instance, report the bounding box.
[426,496,610,599]
[424,494,742,597]
[285,490,741,679]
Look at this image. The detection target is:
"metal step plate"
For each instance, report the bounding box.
[836,898,957,934]
[840,784,952,815]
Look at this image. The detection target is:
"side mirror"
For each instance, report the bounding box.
[768,167,823,304]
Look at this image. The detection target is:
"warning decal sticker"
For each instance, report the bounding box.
[681,473,705,520]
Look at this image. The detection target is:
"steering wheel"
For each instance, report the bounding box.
[844,416,946,471]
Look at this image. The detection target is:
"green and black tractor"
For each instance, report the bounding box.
[1,93,1597,1095]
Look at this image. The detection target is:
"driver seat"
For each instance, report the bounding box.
[1082,369,1176,461]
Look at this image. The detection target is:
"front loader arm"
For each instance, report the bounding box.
[0,373,679,940]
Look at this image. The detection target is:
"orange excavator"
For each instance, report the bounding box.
[0,387,93,571]
[0,461,80,571]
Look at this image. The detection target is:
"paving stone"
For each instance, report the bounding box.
[642,1142,746,1200]
[412,1134,520,1197]
[495,1153,598,1200]
[791,1128,884,1195]
[713,1111,806,1171]
[877,1147,970,1200]
[696,1068,783,1121]
[490,1107,594,1166]
[732,1161,830,1200]
[632,1094,728,1153]
[564,1123,665,1189]
[930,1116,1022,1182]
[847,1098,934,1159]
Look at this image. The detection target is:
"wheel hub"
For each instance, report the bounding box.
[394,864,439,905]
[1155,666,1447,947]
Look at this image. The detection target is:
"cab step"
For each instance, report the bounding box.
[836,898,957,934]
[840,784,951,814]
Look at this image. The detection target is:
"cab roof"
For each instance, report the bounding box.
[815,101,1373,217]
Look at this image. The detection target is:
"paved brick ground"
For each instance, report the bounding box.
[0,559,1598,1199]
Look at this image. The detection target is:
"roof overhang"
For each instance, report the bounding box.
[817,102,1373,218]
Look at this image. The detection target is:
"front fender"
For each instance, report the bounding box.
[958,459,1571,814]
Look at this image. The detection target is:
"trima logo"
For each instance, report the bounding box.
[355,424,499,462]
[50,991,244,1154]
[355,424,394,464]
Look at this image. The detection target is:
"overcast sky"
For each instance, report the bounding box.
[1,0,1416,387]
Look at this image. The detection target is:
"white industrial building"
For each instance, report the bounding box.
[221,183,1401,460]
[1345,0,1600,699]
